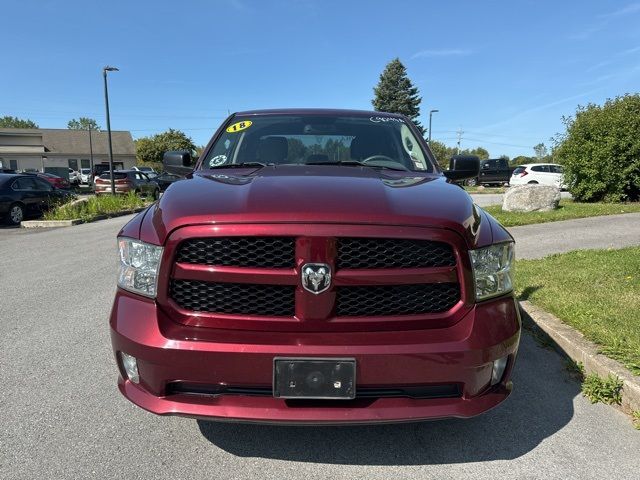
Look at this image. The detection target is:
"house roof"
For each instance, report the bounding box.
[0,128,136,155]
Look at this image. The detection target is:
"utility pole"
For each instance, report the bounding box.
[456,128,464,153]
[103,65,119,195]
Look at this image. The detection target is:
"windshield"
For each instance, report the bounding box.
[201,114,435,172]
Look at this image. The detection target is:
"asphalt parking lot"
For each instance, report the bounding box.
[1,215,639,480]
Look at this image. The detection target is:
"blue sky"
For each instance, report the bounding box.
[2,0,640,157]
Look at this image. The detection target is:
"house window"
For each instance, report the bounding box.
[81,159,91,169]
[68,159,79,171]
[10,159,18,170]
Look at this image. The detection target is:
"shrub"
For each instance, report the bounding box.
[554,94,640,202]
[43,192,148,221]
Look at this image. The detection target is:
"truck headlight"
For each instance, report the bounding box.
[117,238,163,298]
[469,242,514,301]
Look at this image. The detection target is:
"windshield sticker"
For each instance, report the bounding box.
[209,155,227,167]
[226,120,252,133]
[370,116,404,124]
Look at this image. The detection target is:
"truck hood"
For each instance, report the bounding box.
[141,165,490,247]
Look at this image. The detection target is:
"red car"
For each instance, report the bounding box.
[110,109,520,424]
[34,172,70,190]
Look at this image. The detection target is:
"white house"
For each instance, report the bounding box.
[0,128,136,173]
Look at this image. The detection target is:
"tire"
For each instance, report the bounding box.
[528,180,539,184]
[465,177,478,187]
[7,203,25,225]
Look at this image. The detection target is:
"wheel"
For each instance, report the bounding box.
[465,177,478,187]
[7,203,25,225]
[134,189,141,197]
[528,180,539,184]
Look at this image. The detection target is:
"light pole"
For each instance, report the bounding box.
[103,66,119,195]
[88,124,94,181]
[428,109,439,143]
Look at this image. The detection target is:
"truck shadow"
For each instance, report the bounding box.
[197,332,579,464]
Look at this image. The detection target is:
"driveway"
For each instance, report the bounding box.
[1,215,639,480]
[511,212,640,259]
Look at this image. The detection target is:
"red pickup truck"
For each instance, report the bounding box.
[110,109,520,424]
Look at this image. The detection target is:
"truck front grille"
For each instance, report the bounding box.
[336,283,460,316]
[337,238,455,269]
[170,280,295,316]
[176,237,295,268]
[168,234,462,321]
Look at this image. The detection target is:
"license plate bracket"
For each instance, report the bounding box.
[273,358,356,400]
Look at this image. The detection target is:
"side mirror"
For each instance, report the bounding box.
[163,150,193,176]
[443,155,480,181]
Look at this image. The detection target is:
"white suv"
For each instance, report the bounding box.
[510,163,566,189]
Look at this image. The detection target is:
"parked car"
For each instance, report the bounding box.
[28,172,70,190]
[0,173,73,225]
[132,166,157,175]
[68,168,81,186]
[110,108,520,424]
[94,170,160,198]
[465,158,514,186]
[79,168,92,185]
[154,172,182,192]
[509,163,566,189]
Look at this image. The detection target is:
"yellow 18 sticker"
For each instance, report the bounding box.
[226,120,252,133]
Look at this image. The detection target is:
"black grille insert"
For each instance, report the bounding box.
[170,280,295,316]
[176,237,295,268]
[336,283,460,316]
[166,382,462,399]
[337,237,456,269]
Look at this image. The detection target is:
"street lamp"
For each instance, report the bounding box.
[103,65,119,195]
[428,109,439,143]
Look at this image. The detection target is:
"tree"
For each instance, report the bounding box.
[428,140,457,169]
[554,94,640,202]
[135,129,197,170]
[461,146,490,160]
[68,117,101,131]
[511,155,535,166]
[0,116,38,128]
[372,58,425,134]
[533,142,549,160]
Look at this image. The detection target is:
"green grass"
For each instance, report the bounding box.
[581,373,624,405]
[484,200,640,227]
[43,193,149,221]
[516,247,640,375]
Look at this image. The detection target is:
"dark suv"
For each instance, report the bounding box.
[110,109,520,424]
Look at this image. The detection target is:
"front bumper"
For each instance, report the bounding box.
[110,291,521,424]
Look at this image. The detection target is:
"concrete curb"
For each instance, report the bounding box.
[520,300,640,413]
[21,207,147,229]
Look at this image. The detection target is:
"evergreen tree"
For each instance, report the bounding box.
[372,58,425,134]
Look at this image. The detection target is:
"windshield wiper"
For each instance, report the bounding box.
[209,162,267,169]
[305,160,409,171]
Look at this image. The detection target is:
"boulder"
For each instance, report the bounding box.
[502,185,561,212]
